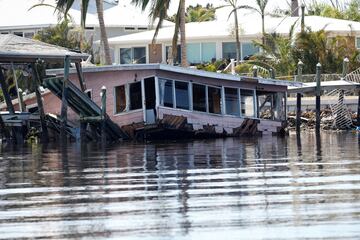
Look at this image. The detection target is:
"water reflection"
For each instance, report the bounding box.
[0,132,360,239]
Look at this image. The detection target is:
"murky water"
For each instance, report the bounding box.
[0,132,359,239]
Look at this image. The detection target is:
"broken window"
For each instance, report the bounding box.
[225,87,239,116]
[129,82,142,110]
[175,81,189,110]
[115,85,126,113]
[159,78,173,108]
[192,83,206,112]
[208,86,221,114]
[241,89,255,117]
[257,91,275,120]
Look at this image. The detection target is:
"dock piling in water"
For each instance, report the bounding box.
[315,63,322,133]
[60,56,70,141]
[296,61,304,132]
[101,86,107,143]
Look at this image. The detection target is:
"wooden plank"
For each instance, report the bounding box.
[32,62,49,142]
[0,67,15,114]
[296,93,302,132]
[75,62,86,92]
[357,90,360,127]
[60,55,70,140]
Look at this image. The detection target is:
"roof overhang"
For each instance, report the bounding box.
[47,64,302,88]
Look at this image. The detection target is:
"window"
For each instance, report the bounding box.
[120,47,146,64]
[175,81,189,110]
[24,32,35,38]
[138,27,148,30]
[166,45,181,64]
[13,32,23,37]
[208,87,221,114]
[1,32,9,34]
[357,37,360,49]
[133,47,146,64]
[222,42,237,60]
[187,42,216,64]
[159,78,173,108]
[242,42,259,59]
[115,85,126,113]
[192,84,206,112]
[187,43,201,64]
[201,43,216,63]
[125,27,136,31]
[129,82,142,110]
[241,89,255,117]
[120,48,131,64]
[225,87,239,116]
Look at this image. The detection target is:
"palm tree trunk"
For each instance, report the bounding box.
[180,0,187,67]
[95,0,112,65]
[261,14,265,45]
[234,8,241,64]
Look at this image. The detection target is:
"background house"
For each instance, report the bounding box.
[106,14,360,66]
[0,0,173,63]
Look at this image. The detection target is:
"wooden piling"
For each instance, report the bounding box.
[0,66,22,143]
[357,90,360,127]
[296,93,302,132]
[269,68,276,79]
[252,66,258,77]
[315,63,322,133]
[101,86,107,143]
[60,56,70,140]
[296,60,303,133]
[18,88,25,112]
[342,57,349,78]
[32,61,49,142]
[0,66,15,114]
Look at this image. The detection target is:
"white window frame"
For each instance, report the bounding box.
[119,45,148,64]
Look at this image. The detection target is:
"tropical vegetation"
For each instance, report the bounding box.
[54,0,112,65]
[167,4,216,23]
[33,20,91,53]
[132,0,188,67]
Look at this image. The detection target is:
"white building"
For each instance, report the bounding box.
[106,14,360,65]
[0,0,173,42]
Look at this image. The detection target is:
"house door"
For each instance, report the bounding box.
[144,77,156,124]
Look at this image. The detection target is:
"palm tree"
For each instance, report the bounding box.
[239,0,269,45]
[131,0,188,67]
[221,0,242,64]
[55,0,112,65]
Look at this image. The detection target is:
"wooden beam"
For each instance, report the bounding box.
[315,63,321,133]
[0,113,11,141]
[0,66,23,143]
[101,86,107,143]
[31,61,49,142]
[357,90,360,127]
[60,55,70,140]
[75,62,86,92]
[0,66,15,114]
[296,93,302,132]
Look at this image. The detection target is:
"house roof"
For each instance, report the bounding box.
[0,0,173,30]
[47,63,302,87]
[107,15,360,45]
[0,34,88,63]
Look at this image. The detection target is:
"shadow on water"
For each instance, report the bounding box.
[0,132,360,239]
